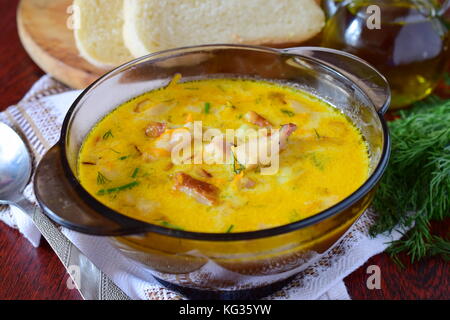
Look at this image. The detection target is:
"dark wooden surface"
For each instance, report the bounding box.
[0,0,448,300]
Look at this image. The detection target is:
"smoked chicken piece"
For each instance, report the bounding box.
[277,123,298,150]
[234,123,297,170]
[244,111,272,128]
[145,121,167,138]
[174,172,219,206]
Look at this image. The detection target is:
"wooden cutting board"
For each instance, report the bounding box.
[17,0,317,90]
[17,0,106,89]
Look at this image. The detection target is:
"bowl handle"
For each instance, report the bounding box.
[281,47,391,115]
[34,144,149,236]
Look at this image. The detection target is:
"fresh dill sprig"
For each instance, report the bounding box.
[371,95,450,263]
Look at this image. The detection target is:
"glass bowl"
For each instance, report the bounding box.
[34,44,391,299]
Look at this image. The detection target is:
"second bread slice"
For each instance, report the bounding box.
[123,0,325,58]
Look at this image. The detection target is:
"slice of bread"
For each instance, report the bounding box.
[123,0,325,58]
[73,0,133,68]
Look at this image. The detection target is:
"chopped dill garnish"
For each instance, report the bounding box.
[371,95,450,263]
[289,210,300,223]
[103,130,113,140]
[310,153,325,171]
[204,102,211,114]
[97,181,139,196]
[314,129,321,139]
[96,172,110,185]
[226,225,235,233]
[118,155,130,160]
[109,148,121,154]
[233,162,245,175]
[160,221,184,231]
[131,167,140,178]
[217,85,226,93]
[232,151,246,175]
[281,109,295,117]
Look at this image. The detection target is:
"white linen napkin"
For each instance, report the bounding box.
[0,75,406,300]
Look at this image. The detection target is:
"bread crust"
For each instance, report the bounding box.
[123,0,325,58]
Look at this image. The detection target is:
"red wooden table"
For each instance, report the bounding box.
[0,0,448,300]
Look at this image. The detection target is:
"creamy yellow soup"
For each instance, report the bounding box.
[78,78,369,233]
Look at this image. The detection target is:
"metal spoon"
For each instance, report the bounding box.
[0,122,35,214]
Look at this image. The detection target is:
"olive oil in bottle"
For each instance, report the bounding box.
[322,0,449,109]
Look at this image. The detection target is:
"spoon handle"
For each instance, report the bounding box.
[12,196,128,299]
[14,196,37,217]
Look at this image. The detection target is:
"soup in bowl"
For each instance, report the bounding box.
[34,45,390,298]
[78,77,370,233]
